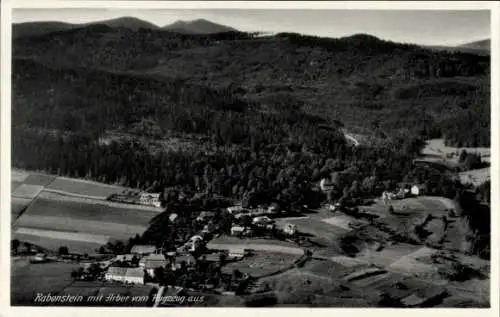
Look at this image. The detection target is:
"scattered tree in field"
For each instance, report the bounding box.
[58,246,69,255]
[11,239,20,254]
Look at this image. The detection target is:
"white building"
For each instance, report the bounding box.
[252,216,273,226]
[227,206,245,214]
[105,267,145,284]
[130,245,156,255]
[228,248,245,260]
[231,226,246,236]
[139,254,168,277]
[139,193,161,207]
[411,184,427,196]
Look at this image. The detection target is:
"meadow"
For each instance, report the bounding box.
[15,215,147,241]
[13,231,104,254]
[46,177,128,198]
[21,197,157,227]
[11,259,81,305]
[222,251,300,277]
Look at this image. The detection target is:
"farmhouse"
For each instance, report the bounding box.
[196,211,215,222]
[228,248,245,260]
[411,184,428,196]
[139,254,168,277]
[131,245,156,255]
[252,216,273,227]
[231,226,246,236]
[268,203,280,214]
[115,254,136,262]
[139,192,161,207]
[32,253,47,263]
[105,267,145,284]
[169,213,178,222]
[227,206,245,214]
[172,254,196,270]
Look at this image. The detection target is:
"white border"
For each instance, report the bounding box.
[1,1,499,317]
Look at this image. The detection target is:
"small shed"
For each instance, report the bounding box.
[411,184,428,196]
[130,245,156,255]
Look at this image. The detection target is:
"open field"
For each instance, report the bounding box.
[422,139,490,164]
[46,177,128,198]
[208,236,303,255]
[356,243,423,268]
[14,232,104,254]
[12,184,44,199]
[459,167,490,187]
[11,258,81,305]
[11,181,23,192]
[11,197,32,219]
[12,169,30,182]
[37,191,162,212]
[276,209,350,248]
[15,215,147,240]
[20,197,157,227]
[15,227,111,244]
[22,173,57,186]
[262,266,378,306]
[222,251,301,277]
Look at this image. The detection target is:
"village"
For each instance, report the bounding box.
[15,173,460,308]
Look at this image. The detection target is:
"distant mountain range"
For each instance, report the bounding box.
[12,17,239,38]
[458,39,490,51]
[12,17,490,57]
[424,39,490,56]
[161,19,238,34]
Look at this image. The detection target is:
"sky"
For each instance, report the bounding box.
[12,8,490,46]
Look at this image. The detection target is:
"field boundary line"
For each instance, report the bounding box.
[42,187,108,200]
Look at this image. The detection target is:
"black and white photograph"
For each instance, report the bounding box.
[1,0,498,312]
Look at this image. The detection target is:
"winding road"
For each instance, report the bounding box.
[342,130,360,147]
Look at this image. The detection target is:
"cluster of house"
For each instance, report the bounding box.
[108,191,162,208]
[381,184,427,204]
[227,205,297,237]
[99,244,223,285]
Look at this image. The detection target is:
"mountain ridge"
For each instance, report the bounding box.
[161,18,238,34]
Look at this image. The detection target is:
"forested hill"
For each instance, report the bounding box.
[13,26,490,147]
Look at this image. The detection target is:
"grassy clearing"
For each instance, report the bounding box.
[459,167,490,187]
[15,227,110,244]
[279,214,350,246]
[12,184,44,199]
[388,247,439,276]
[37,191,162,212]
[23,197,157,226]
[11,197,31,218]
[22,173,56,186]
[209,236,299,248]
[356,243,422,267]
[321,215,356,231]
[263,267,376,307]
[11,259,81,305]
[11,181,23,191]
[222,252,300,276]
[15,215,146,240]
[14,232,104,254]
[47,177,127,197]
[422,139,490,164]
[12,169,29,182]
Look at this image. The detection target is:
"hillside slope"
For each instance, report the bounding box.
[12,27,490,147]
[162,19,238,34]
